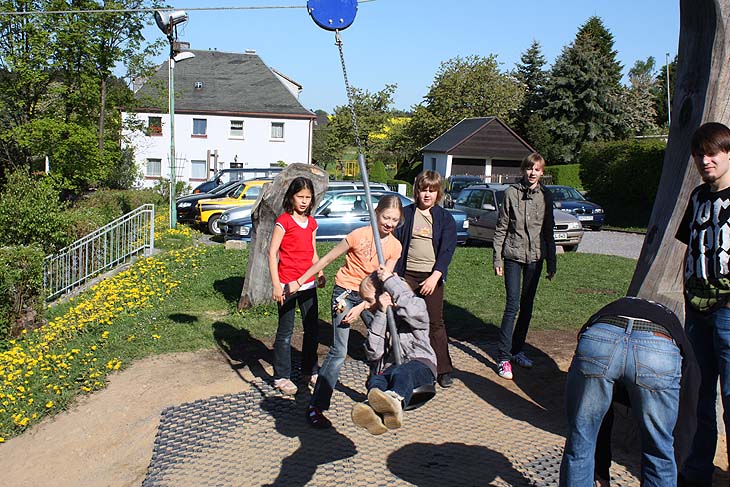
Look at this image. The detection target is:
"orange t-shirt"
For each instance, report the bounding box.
[335,225,403,291]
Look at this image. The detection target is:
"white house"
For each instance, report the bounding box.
[122,49,316,188]
[421,117,535,182]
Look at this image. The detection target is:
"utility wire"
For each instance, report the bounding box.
[0,0,375,16]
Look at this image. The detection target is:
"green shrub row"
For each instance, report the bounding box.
[545,164,582,189]
[0,245,45,348]
[579,139,665,227]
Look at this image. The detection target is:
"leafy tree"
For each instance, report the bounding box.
[405,54,524,160]
[653,55,677,129]
[0,168,70,252]
[513,40,548,138]
[616,57,659,136]
[0,1,163,191]
[540,17,623,163]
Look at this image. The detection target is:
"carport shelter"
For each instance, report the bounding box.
[421,117,535,182]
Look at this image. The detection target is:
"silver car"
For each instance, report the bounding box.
[453,183,583,251]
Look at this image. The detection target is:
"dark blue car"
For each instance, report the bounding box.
[222,190,470,243]
[546,185,605,231]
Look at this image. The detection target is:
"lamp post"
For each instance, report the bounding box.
[665,52,671,128]
[154,10,192,229]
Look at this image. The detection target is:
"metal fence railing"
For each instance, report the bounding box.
[43,204,155,301]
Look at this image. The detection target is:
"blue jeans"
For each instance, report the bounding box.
[559,321,681,487]
[498,259,543,362]
[310,285,372,410]
[367,360,435,406]
[273,288,319,380]
[681,305,730,483]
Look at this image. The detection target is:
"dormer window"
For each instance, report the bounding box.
[194,81,203,90]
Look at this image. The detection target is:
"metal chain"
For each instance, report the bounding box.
[335,30,364,153]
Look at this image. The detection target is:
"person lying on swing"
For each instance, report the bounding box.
[350,266,437,435]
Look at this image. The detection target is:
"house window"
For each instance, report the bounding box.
[146,158,161,177]
[192,118,207,137]
[190,160,207,179]
[271,122,284,140]
[230,120,244,138]
[430,158,436,170]
[148,116,162,136]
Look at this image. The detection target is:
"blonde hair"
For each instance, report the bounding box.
[520,152,546,171]
[375,194,404,226]
[413,170,444,203]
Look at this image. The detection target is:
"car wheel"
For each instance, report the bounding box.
[208,214,222,235]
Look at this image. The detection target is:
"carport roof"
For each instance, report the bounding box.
[421,117,534,157]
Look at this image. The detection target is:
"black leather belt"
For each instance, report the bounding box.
[594,315,671,337]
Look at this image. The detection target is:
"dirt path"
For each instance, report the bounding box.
[0,350,252,487]
[1,331,727,487]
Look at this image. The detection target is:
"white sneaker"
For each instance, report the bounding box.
[513,352,533,368]
[498,360,513,380]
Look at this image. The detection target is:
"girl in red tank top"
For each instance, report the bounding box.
[268,177,324,396]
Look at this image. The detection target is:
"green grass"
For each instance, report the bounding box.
[1,241,635,440]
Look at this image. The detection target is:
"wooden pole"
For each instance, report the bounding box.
[628,0,730,317]
[238,163,329,310]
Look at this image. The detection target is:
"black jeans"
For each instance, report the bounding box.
[273,288,319,380]
[497,259,543,362]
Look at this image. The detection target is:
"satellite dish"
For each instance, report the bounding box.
[307,0,357,31]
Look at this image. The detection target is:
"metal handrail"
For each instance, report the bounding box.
[43,204,155,301]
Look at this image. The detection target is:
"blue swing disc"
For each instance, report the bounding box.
[307,0,358,31]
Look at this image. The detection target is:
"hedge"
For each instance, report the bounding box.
[544,164,582,189]
[579,139,666,227]
[0,246,45,348]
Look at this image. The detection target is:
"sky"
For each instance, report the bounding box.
[145,0,680,113]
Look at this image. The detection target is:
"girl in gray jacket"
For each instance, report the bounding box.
[493,152,556,380]
[350,267,437,435]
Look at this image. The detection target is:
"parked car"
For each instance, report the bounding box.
[327,181,391,191]
[546,185,605,231]
[176,179,244,224]
[195,179,271,235]
[453,183,583,250]
[444,175,483,208]
[224,189,470,244]
[192,167,283,194]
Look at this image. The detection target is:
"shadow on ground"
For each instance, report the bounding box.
[388,442,530,486]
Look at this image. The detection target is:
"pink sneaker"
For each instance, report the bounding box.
[498,360,513,380]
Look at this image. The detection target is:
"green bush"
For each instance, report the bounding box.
[579,139,666,227]
[0,169,71,252]
[369,161,389,183]
[544,164,582,189]
[0,245,45,348]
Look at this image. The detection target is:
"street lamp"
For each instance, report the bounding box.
[154,10,193,229]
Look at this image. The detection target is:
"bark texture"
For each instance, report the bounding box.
[628,0,730,318]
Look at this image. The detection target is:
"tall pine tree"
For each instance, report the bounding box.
[513,40,548,139]
[540,17,623,163]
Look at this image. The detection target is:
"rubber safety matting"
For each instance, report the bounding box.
[141,340,640,486]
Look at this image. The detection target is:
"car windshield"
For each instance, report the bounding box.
[212,180,242,195]
[451,180,479,193]
[549,186,585,201]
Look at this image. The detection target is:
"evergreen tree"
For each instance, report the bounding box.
[513,40,548,138]
[540,17,623,163]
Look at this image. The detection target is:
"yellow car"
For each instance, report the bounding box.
[195,179,270,235]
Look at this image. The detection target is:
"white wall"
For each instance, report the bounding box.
[422,152,450,178]
[123,111,312,188]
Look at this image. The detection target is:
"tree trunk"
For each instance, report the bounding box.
[238,163,329,309]
[98,77,107,155]
[628,0,730,317]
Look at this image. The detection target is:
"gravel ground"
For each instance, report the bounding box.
[576,230,645,259]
